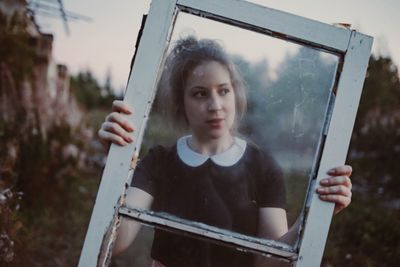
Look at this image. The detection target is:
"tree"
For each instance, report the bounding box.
[349,56,400,199]
[70,70,116,110]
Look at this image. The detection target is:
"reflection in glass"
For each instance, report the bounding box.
[117,11,339,266]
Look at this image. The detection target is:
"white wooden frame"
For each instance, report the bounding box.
[78,1,372,266]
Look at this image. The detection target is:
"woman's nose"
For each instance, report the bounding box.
[208,93,222,111]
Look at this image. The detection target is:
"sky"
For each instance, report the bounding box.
[34,0,400,92]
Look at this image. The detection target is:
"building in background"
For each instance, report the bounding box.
[0,0,82,140]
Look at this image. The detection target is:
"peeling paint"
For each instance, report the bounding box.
[96,194,125,267]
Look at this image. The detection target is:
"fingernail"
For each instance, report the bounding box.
[316,187,325,193]
[327,169,337,175]
[320,179,328,185]
[125,122,134,132]
[125,107,133,114]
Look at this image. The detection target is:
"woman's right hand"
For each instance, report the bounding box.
[98,100,135,146]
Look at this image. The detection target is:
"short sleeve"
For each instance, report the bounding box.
[255,150,287,209]
[131,146,167,196]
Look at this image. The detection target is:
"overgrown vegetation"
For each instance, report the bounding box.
[0,9,117,266]
[70,70,115,110]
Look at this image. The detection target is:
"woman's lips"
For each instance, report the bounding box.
[206,118,224,128]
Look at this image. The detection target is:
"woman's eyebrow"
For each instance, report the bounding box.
[188,82,231,90]
[189,85,208,91]
[217,83,230,87]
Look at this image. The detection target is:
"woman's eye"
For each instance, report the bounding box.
[219,88,231,95]
[193,91,207,98]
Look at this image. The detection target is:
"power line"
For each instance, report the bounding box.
[27,0,92,35]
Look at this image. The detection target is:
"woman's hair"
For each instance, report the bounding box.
[159,35,247,131]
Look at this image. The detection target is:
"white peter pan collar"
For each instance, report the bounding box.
[177,135,247,167]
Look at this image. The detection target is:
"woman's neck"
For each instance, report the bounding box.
[188,134,234,156]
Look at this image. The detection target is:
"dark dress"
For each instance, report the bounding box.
[132,138,286,267]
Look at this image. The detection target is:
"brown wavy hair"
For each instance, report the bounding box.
[158,35,247,131]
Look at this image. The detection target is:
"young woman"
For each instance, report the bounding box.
[99,36,352,267]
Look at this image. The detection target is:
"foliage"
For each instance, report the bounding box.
[349,56,400,199]
[0,11,36,81]
[0,7,113,266]
[323,195,400,267]
[70,70,116,110]
[0,10,35,266]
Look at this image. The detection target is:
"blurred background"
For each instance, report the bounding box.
[0,0,399,266]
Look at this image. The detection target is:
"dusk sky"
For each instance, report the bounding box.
[34,0,400,92]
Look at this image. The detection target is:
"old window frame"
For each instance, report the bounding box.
[78,0,373,266]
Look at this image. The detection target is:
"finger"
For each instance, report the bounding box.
[101,122,133,143]
[327,165,352,176]
[112,100,133,114]
[320,175,352,188]
[319,194,351,214]
[319,193,350,203]
[97,129,111,148]
[316,185,352,197]
[98,129,129,146]
[105,112,134,132]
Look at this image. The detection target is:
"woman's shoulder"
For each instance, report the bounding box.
[243,142,282,173]
[148,143,176,154]
[244,141,273,160]
[141,143,177,162]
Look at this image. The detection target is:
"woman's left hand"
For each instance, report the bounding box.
[316,165,352,215]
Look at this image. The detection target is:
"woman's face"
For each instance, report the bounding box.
[183,61,236,142]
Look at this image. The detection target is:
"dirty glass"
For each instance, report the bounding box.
[113,11,339,266]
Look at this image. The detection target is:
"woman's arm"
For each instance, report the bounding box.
[257,207,288,240]
[255,166,353,266]
[255,207,290,267]
[113,187,154,256]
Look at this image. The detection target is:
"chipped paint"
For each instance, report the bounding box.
[332,23,352,30]
[96,194,125,267]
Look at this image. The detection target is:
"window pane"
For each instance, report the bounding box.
[121,10,339,264]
